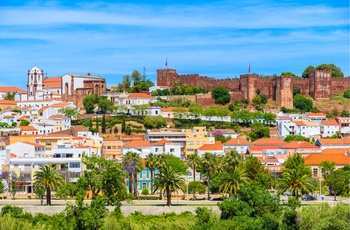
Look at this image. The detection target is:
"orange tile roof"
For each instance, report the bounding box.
[224,138,251,145]
[0,100,18,105]
[104,136,120,141]
[322,120,339,125]
[0,86,26,93]
[198,141,223,151]
[253,138,286,146]
[3,115,15,118]
[257,156,280,163]
[123,140,151,148]
[306,112,326,117]
[152,139,171,146]
[304,154,350,165]
[281,141,319,149]
[128,93,154,99]
[38,106,49,112]
[249,145,282,151]
[19,126,37,131]
[22,142,45,147]
[50,102,72,108]
[317,138,350,145]
[294,121,305,126]
[322,148,350,154]
[10,153,17,158]
[17,115,30,121]
[49,114,69,119]
[43,77,62,87]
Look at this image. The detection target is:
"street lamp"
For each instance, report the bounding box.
[186,170,189,206]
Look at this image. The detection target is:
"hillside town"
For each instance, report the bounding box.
[0,64,349,199]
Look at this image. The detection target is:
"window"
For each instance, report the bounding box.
[69,162,80,168]
[313,168,318,178]
[155,148,158,152]
[112,146,116,149]
[197,141,200,145]
[142,171,147,178]
[107,146,111,149]
[170,148,175,153]
[142,183,147,189]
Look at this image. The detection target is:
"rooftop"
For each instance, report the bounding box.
[304,154,350,165]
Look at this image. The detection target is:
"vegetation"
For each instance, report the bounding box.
[58,107,79,119]
[3,92,15,100]
[302,63,344,78]
[188,181,206,200]
[293,94,313,112]
[19,120,30,126]
[344,89,350,99]
[211,86,230,105]
[83,94,98,114]
[284,134,309,143]
[111,70,155,93]
[33,165,64,206]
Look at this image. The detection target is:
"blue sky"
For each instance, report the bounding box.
[0,0,348,89]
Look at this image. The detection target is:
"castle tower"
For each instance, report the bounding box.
[239,74,259,102]
[157,69,177,86]
[276,76,293,108]
[27,65,44,100]
[309,70,332,100]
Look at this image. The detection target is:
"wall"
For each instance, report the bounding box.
[332,78,350,96]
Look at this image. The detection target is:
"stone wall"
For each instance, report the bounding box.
[332,78,350,96]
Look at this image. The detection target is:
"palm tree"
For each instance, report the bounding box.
[222,150,242,172]
[145,153,158,194]
[33,165,64,206]
[153,164,185,206]
[199,152,218,200]
[278,169,315,199]
[219,164,250,197]
[122,151,142,195]
[186,153,200,182]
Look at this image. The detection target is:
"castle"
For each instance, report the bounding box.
[157,69,350,108]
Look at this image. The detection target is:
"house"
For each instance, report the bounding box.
[304,154,350,179]
[321,120,340,138]
[315,138,350,150]
[146,129,186,151]
[49,114,71,132]
[185,126,215,156]
[102,136,123,160]
[122,140,151,158]
[0,86,26,100]
[280,141,321,156]
[52,141,93,158]
[0,140,10,172]
[294,121,321,139]
[278,121,297,139]
[322,148,350,155]
[6,141,46,158]
[248,138,286,157]
[253,138,286,146]
[0,100,18,110]
[19,126,38,135]
[336,117,350,136]
[303,112,327,123]
[150,139,182,158]
[223,138,252,154]
[197,141,224,157]
[33,122,54,134]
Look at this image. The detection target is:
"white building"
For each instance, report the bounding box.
[321,120,340,138]
[122,140,151,158]
[150,139,182,158]
[223,138,253,154]
[197,141,224,157]
[6,142,46,158]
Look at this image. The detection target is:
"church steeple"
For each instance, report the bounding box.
[27,65,44,100]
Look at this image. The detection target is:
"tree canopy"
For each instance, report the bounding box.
[212,86,230,105]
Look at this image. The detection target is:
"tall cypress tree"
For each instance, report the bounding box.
[101,114,106,133]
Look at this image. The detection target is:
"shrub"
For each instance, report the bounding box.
[3,196,7,200]
[141,188,149,196]
[27,196,31,199]
[343,89,350,99]
[0,197,2,199]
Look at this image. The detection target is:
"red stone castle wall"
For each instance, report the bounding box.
[332,78,350,96]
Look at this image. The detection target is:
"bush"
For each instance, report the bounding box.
[0,197,2,199]
[343,89,350,99]
[137,196,160,200]
[3,196,7,200]
[27,196,31,199]
[141,188,149,196]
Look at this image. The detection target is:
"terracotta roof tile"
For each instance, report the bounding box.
[224,138,251,145]
[43,77,61,87]
[151,139,171,146]
[253,138,286,146]
[294,121,305,126]
[104,136,120,141]
[128,93,154,99]
[10,153,17,158]
[306,112,326,117]
[49,114,69,119]
[257,156,280,163]
[22,142,45,147]
[19,126,37,131]
[322,120,339,125]
[123,140,151,148]
[17,115,30,121]
[281,141,319,149]
[0,86,26,93]
[198,141,223,151]
[304,154,350,165]
[317,138,350,145]
[249,145,282,151]
[160,107,189,112]
[322,148,350,154]
[0,100,18,105]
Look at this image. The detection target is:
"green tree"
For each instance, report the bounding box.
[284,134,309,143]
[199,152,218,200]
[186,153,200,182]
[9,180,17,199]
[19,120,30,126]
[302,65,315,78]
[141,188,149,196]
[248,122,270,141]
[293,94,313,112]
[101,114,106,133]
[219,164,250,197]
[344,89,350,99]
[153,164,185,206]
[98,96,113,114]
[154,115,166,128]
[262,112,276,125]
[293,86,301,96]
[0,180,3,194]
[316,63,344,78]
[58,107,79,119]
[281,72,299,78]
[259,94,268,104]
[188,181,206,200]
[222,150,242,172]
[212,86,230,105]
[189,105,203,118]
[122,151,142,196]
[145,153,158,194]
[33,165,64,205]
[324,169,346,201]
[245,156,274,188]
[143,116,155,129]
[131,70,142,92]
[3,92,15,100]
[79,156,127,205]
[83,94,98,114]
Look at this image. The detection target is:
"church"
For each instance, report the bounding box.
[22,65,107,108]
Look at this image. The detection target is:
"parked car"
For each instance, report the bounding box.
[302,194,316,201]
[282,190,292,196]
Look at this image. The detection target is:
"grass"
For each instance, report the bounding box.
[122,203,217,207]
